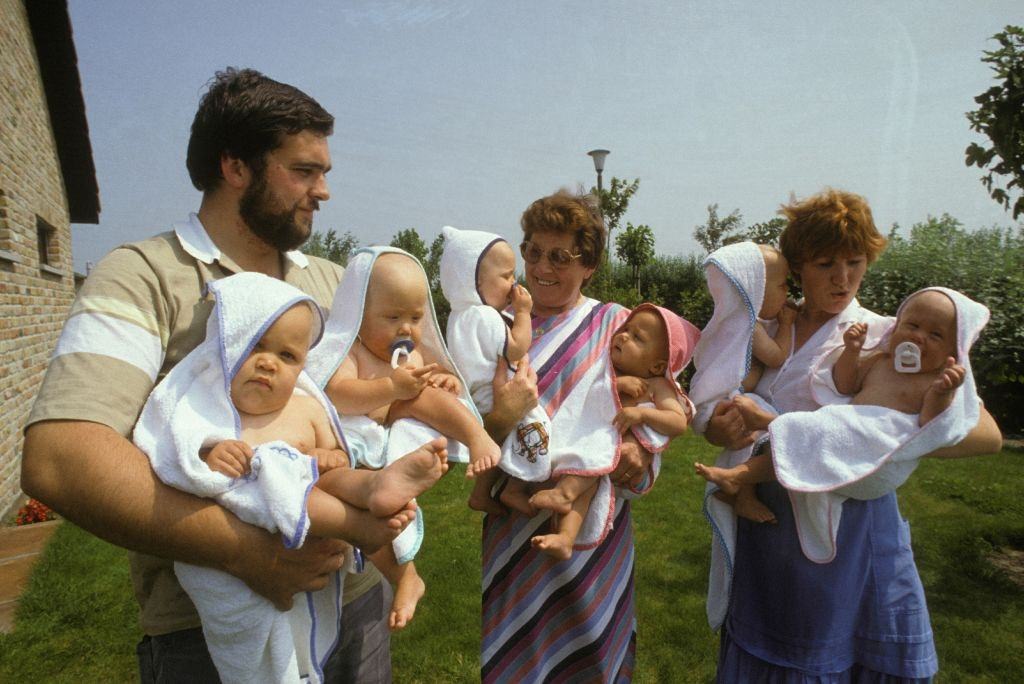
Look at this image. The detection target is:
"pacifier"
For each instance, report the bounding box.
[390,337,415,368]
[893,341,921,373]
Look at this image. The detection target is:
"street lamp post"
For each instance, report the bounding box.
[587,148,611,255]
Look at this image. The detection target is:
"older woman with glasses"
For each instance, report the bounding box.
[479,189,654,682]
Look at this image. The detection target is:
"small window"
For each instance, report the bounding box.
[37,217,56,266]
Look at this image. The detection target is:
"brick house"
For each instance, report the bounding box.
[0,0,99,517]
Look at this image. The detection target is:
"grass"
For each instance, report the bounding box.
[1,435,1022,682]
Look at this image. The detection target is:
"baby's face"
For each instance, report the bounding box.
[760,248,790,320]
[231,303,313,416]
[477,241,517,310]
[360,254,429,362]
[611,309,669,378]
[890,291,958,373]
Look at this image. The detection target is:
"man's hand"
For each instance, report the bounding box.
[227,533,349,611]
[611,438,653,488]
[202,440,253,478]
[390,363,436,400]
[703,399,755,450]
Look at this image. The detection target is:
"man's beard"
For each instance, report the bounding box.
[238,173,314,252]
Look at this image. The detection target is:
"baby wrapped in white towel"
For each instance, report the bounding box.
[438,226,553,516]
[133,272,447,682]
[698,286,989,563]
[306,246,494,622]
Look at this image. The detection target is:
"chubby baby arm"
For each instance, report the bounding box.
[505,284,534,364]
[832,322,869,395]
[201,439,254,478]
[326,354,436,415]
[613,377,689,437]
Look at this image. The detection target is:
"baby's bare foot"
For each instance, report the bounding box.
[367,438,448,517]
[389,571,426,631]
[348,504,416,553]
[529,487,573,516]
[500,484,537,517]
[732,395,775,432]
[531,533,573,561]
[734,487,777,524]
[694,462,742,496]
[466,436,501,479]
[468,475,505,515]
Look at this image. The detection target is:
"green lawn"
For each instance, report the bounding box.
[2,435,1022,682]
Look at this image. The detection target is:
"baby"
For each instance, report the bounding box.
[741,244,796,392]
[325,252,502,477]
[134,273,449,681]
[204,299,449,631]
[697,289,967,501]
[530,304,695,559]
[438,226,547,516]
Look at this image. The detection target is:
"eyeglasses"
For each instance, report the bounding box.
[520,241,583,269]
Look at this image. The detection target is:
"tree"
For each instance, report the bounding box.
[744,217,787,247]
[389,228,429,263]
[615,223,655,294]
[304,228,359,266]
[966,25,1024,219]
[694,204,744,254]
[592,177,640,259]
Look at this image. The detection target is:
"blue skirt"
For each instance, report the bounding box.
[719,482,938,681]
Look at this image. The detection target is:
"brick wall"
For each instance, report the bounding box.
[0,0,78,517]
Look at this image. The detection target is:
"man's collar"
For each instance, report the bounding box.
[174,213,310,269]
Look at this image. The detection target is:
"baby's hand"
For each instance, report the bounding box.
[203,440,253,478]
[613,407,645,433]
[930,358,965,395]
[309,447,350,473]
[391,364,436,400]
[511,284,533,315]
[777,303,797,326]
[428,371,461,395]
[843,322,868,351]
[616,375,648,400]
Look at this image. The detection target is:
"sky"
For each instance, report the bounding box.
[66,1,1024,273]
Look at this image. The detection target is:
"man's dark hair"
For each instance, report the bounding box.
[186,68,334,192]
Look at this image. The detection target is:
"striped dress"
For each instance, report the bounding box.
[481,298,652,683]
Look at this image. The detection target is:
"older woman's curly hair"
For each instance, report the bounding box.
[520,189,606,269]
[778,188,888,275]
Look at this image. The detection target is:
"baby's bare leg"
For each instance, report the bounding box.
[499,477,537,517]
[389,386,500,477]
[531,479,598,561]
[468,469,505,515]
[318,437,448,517]
[366,547,426,632]
[733,484,777,524]
[732,395,775,432]
[694,453,774,495]
[305,488,415,553]
[530,474,595,515]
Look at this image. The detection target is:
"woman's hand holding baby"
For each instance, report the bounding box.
[202,439,254,478]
